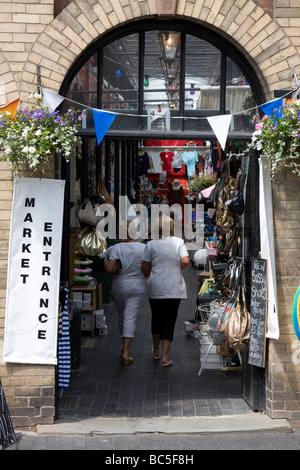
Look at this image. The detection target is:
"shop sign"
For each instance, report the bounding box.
[3,178,65,365]
[248,258,268,368]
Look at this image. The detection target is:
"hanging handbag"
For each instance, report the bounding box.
[74,226,108,256]
[226,172,246,215]
[226,190,244,214]
[225,286,250,350]
[218,299,235,334]
[78,198,103,227]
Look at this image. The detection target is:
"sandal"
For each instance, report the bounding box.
[123,357,134,365]
[151,348,160,360]
[162,360,173,367]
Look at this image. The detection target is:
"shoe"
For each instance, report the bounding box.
[73,274,93,282]
[74,267,92,273]
[74,258,93,265]
[123,357,134,365]
[151,348,160,360]
[162,360,173,367]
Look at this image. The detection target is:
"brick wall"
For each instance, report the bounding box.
[1,0,300,427]
[54,0,75,17]
[0,0,57,428]
[253,0,273,17]
[267,168,300,425]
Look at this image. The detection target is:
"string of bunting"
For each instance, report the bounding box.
[0,86,298,151]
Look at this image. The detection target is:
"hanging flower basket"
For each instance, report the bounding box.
[0,94,85,175]
[247,101,300,179]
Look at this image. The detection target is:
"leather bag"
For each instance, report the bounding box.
[78,198,103,227]
[226,191,244,214]
[74,226,107,256]
[225,286,250,350]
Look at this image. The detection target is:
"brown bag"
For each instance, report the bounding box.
[225,286,250,350]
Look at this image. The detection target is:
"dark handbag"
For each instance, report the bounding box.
[226,191,244,214]
[112,259,122,276]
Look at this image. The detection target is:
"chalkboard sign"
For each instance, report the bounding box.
[248,258,268,368]
[0,380,16,450]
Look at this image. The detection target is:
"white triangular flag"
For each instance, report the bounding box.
[207,114,232,151]
[42,87,65,111]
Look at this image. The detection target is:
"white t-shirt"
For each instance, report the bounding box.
[142,237,188,299]
[109,242,146,294]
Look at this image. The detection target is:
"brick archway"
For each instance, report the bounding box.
[16,0,299,104]
[0,50,18,106]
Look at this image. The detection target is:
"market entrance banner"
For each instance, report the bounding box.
[3,178,65,365]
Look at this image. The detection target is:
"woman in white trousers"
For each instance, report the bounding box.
[105,221,146,365]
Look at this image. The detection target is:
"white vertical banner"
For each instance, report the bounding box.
[3,178,65,364]
[259,156,279,340]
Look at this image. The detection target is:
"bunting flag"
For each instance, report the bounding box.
[207,114,232,151]
[42,87,64,111]
[2,88,291,147]
[260,97,283,121]
[92,108,116,145]
[0,98,19,118]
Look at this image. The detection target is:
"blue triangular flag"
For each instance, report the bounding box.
[260,97,283,121]
[92,109,116,145]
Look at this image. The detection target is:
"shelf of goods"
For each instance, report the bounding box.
[71,280,97,336]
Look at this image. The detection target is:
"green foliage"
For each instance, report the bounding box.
[188,174,216,192]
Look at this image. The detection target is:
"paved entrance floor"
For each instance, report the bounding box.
[58,265,253,420]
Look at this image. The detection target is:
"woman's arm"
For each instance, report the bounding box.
[181,256,190,270]
[105,258,117,274]
[141,261,151,278]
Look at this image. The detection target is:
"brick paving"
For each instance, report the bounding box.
[58,266,252,420]
[9,266,298,450]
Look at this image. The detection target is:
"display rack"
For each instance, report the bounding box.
[71,280,97,336]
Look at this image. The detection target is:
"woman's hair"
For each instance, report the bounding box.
[118,220,137,241]
[152,214,174,239]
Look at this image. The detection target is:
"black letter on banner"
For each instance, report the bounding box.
[25,198,35,207]
[44,222,53,232]
[24,213,33,222]
[38,314,48,323]
[21,259,30,268]
[40,282,49,291]
[43,237,52,246]
[23,228,32,238]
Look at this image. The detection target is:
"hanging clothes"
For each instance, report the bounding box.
[138,151,150,176]
[147,150,163,173]
[160,149,175,173]
[58,288,71,390]
[182,150,198,177]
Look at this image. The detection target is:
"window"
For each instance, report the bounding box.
[62,24,259,137]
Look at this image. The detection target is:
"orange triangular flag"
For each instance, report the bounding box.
[0,98,19,118]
